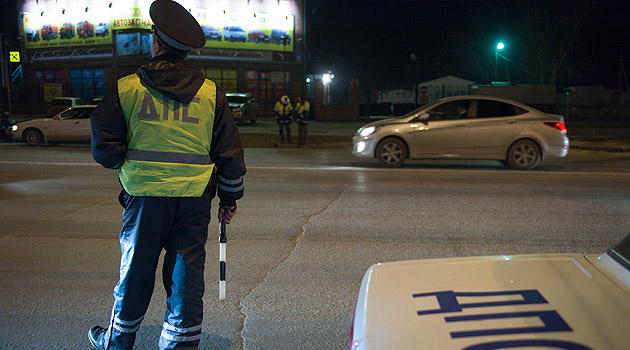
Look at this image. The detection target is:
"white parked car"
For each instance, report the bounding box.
[350,233,630,350]
[12,106,96,145]
[352,96,569,169]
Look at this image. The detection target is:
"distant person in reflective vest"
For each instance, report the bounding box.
[295,95,310,146]
[87,1,246,349]
[274,95,293,143]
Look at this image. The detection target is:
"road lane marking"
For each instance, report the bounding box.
[0,160,100,166]
[1,160,628,176]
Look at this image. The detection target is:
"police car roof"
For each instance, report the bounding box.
[353,252,630,349]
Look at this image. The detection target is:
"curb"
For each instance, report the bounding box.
[570,145,630,153]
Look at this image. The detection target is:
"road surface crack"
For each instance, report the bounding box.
[236,180,354,349]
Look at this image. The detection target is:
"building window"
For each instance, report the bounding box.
[201,68,238,93]
[116,33,151,56]
[33,69,66,103]
[70,68,105,101]
[243,70,287,105]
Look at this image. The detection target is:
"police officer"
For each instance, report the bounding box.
[295,95,310,146]
[88,1,246,349]
[274,95,293,143]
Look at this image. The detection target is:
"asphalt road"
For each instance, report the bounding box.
[1,145,629,349]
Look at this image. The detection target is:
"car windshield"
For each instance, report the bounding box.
[227,96,248,104]
[609,233,630,271]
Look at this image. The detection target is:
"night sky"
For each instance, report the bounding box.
[2,0,628,91]
[306,0,630,90]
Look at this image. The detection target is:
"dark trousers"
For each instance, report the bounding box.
[278,122,291,142]
[297,123,307,145]
[104,189,211,350]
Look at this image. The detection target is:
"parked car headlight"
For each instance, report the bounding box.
[12,125,18,131]
[358,126,376,137]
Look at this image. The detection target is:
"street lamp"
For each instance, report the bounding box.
[322,73,333,84]
[322,72,334,105]
[494,42,504,82]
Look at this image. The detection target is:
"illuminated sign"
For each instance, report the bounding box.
[111,2,153,30]
[22,2,295,51]
[10,51,20,62]
[23,9,113,49]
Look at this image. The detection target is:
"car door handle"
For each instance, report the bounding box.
[73,121,80,124]
[456,123,465,127]
[507,120,518,124]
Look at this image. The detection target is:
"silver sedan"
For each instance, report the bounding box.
[352,96,569,169]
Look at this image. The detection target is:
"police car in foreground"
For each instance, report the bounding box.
[350,233,630,350]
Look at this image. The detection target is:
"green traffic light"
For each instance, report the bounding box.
[497,42,505,50]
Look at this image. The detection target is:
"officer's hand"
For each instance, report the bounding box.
[218,206,237,224]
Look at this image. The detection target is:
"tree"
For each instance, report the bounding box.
[453,0,593,85]
[517,0,593,84]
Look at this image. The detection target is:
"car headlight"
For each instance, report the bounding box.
[358,126,376,137]
[12,125,18,131]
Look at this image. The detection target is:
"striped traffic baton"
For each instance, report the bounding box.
[219,221,227,300]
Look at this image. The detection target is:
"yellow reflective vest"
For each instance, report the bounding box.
[274,101,293,123]
[117,74,216,197]
[296,101,310,114]
[295,101,310,123]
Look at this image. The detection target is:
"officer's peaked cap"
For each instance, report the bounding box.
[150,0,205,50]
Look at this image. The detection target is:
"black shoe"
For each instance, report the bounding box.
[88,326,107,350]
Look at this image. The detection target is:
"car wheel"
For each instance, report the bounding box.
[24,129,44,146]
[507,139,541,170]
[376,137,407,167]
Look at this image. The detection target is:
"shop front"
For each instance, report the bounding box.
[18,0,305,115]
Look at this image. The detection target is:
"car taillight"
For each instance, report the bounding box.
[544,122,567,134]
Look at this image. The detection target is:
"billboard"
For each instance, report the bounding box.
[195,9,294,51]
[23,17,112,49]
[22,1,294,52]
[23,1,113,49]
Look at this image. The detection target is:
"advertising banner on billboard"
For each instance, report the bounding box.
[195,9,294,51]
[23,7,113,49]
[22,2,294,52]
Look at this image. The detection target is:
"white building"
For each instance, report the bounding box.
[418,75,475,103]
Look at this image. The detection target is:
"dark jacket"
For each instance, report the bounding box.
[91,54,245,206]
